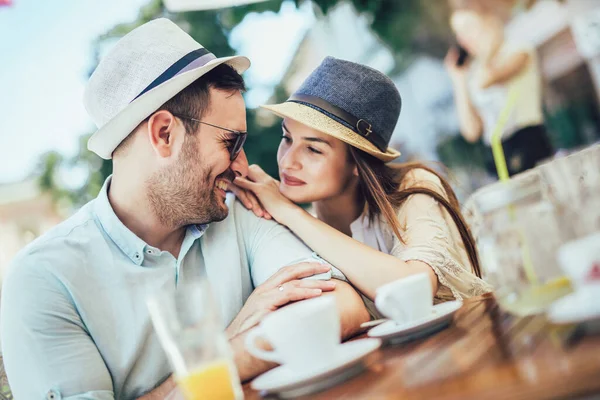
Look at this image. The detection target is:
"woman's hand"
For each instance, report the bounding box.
[476,66,496,89]
[444,46,470,83]
[233,164,298,224]
[228,181,272,220]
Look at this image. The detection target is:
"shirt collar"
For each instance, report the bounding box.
[92,176,208,265]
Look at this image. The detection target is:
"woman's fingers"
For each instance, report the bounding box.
[233,176,257,191]
[247,164,270,183]
[227,183,253,210]
[273,279,336,306]
[228,182,267,218]
[246,190,265,218]
[266,262,332,289]
[227,180,270,218]
[445,46,458,64]
[294,279,337,291]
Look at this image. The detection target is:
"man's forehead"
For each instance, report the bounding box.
[204,89,246,130]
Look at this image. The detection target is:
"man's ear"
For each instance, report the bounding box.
[147,110,177,158]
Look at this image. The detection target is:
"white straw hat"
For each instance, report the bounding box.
[84,18,250,159]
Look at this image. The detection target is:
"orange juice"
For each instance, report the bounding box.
[176,360,238,400]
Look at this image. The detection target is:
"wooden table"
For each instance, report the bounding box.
[243,294,600,399]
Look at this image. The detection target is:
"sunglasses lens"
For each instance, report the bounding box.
[230,134,247,160]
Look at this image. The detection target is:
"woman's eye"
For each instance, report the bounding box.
[281,135,291,143]
[308,146,322,155]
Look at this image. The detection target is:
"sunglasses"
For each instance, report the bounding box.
[173,114,247,161]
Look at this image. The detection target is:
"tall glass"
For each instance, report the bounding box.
[540,145,600,241]
[474,173,572,316]
[147,278,243,400]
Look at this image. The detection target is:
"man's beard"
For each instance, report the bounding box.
[146,137,234,228]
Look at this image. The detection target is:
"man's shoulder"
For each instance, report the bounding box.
[226,194,256,219]
[205,194,296,254]
[6,201,101,280]
[218,194,280,231]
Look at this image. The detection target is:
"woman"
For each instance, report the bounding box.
[231,57,492,317]
[445,0,553,176]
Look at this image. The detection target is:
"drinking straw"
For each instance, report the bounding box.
[490,86,518,182]
[490,85,538,285]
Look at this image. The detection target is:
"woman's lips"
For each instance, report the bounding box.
[281,173,306,186]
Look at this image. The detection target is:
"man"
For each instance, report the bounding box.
[0,19,369,399]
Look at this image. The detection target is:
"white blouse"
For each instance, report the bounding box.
[345,169,493,318]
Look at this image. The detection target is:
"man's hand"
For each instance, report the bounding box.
[137,376,179,399]
[226,263,336,338]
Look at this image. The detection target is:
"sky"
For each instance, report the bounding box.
[0,0,313,184]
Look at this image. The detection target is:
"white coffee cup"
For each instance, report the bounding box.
[557,232,600,288]
[375,273,433,324]
[245,296,340,371]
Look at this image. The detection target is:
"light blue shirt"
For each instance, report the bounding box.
[0,177,315,399]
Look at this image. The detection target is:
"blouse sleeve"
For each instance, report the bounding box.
[390,169,493,301]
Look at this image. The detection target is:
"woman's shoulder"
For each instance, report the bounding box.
[399,167,446,196]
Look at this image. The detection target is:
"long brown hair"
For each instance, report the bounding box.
[349,147,482,278]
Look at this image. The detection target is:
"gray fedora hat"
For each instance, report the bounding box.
[84,18,250,159]
[262,56,401,162]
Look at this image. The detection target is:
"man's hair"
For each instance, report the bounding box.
[114,63,246,157]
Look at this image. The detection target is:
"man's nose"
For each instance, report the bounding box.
[231,149,249,178]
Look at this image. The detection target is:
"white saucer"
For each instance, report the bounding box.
[251,338,381,394]
[368,300,463,341]
[548,284,600,324]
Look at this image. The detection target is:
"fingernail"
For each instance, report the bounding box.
[312,289,322,295]
[326,281,336,288]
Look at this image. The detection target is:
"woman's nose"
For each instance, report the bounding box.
[279,146,301,170]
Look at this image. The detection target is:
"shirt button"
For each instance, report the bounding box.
[134,253,140,259]
[147,249,153,254]
[47,390,61,400]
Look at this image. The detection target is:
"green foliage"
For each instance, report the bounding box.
[436,135,487,170]
[544,101,600,150]
[37,133,112,208]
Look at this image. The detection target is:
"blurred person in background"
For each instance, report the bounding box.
[444,0,554,177]
[231,57,492,321]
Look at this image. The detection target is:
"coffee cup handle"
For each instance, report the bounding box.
[244,327,282,364]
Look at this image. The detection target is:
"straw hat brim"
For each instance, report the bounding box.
[261,102,400,162]
[87,55,250,160]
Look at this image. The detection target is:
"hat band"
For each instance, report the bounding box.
[288,93,388,152]
[131,48,216,102]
